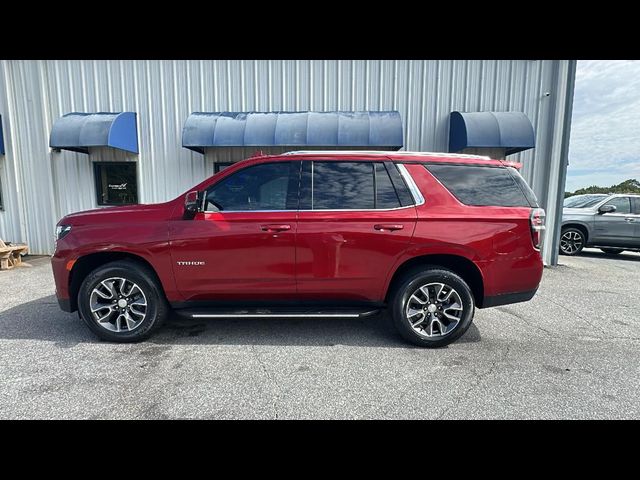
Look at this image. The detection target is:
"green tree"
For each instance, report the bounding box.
[565,179,640,197]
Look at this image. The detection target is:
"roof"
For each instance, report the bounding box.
[264,150,520,168]
[182,111,404,154]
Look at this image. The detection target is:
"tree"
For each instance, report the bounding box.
[565,179,640,197]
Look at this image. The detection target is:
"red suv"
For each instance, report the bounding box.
[52,151,544,347]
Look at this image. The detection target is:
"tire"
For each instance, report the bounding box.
[77,260,169,342]
[390,267,475,348]
[559,227,586,256]
[601,248,624,255]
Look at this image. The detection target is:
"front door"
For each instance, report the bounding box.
[593,196,637,246]
[295,160,417,303]
[169,161,300,302]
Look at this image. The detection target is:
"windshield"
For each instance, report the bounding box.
[563,194,608,208]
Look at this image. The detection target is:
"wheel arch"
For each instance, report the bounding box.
[562,222,590,243]
[385,254,485,307]
[68,252,165,312]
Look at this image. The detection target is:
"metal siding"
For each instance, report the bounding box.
[0,60,573,263]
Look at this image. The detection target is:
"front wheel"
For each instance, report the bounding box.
[559,228,586,256]
[390,267,475,348]
[77,260,169,342]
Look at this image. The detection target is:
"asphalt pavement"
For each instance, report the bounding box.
[1,248,639,419]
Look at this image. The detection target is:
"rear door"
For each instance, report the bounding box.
[295,160,417,303]
[593,196,637,246]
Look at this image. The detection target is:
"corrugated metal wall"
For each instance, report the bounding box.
[0,60,574,263]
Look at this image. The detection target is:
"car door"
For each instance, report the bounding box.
[295,160,417,303]
[593,196,636,246]
[169,160,300,302]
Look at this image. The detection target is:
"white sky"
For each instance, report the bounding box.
[566,60,640,192]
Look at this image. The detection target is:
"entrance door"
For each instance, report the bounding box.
[169,161,300,302]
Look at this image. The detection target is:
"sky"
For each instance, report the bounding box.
[565,60,640,192]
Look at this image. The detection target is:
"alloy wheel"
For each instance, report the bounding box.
[89,277,148,332]
[560,230,584,255]
[405,282,464,337]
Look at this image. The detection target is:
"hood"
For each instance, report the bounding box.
[58,202,175,226]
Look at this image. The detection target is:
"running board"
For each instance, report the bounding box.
[175,307,380,319]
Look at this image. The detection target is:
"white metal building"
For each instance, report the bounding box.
[0,60,576,264]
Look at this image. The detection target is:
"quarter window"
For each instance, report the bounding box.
[205,162,298,211]
[94,162,138,206]
[603,197,631,214]
[425,164,532,207]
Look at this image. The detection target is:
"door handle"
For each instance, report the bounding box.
[374,224,404,231]
[261,224,291,232]
[625,218,635,222]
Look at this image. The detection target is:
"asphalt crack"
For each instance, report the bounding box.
[436,345,511,419]
[251,344,280,419]
[496,306,554,337]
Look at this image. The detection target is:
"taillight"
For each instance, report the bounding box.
[530,208,546,250]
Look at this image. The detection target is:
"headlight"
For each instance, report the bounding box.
[56,225,72,241]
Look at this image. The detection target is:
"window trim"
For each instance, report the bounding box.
[93,161,139,207]
[202,161,300,213]
[396,163,424,206]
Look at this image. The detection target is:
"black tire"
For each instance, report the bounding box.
[600,248,624,255]
[77,260,169,342]
[390,267,475,348]
[559,227,586,256]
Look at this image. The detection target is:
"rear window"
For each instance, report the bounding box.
[425,164,534,207]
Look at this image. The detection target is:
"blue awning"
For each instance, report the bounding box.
[449,111,535,155]
[182,111,403,154]
[0,115,5,155]
[50,112,138,154]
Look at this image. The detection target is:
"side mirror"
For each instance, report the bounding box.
[598,204,616,214]
[183,190,202,219]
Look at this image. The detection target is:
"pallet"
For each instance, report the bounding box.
[0,239,29,270]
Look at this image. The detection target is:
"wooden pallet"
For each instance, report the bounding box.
[0,238,29,270]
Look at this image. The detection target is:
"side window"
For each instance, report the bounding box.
[205,162,298,211]
[425,164,531,207]
[603,196,631,214]
[375,163,402,209]
[312,162,375,210]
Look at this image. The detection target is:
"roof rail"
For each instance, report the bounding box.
[281,150,491,160]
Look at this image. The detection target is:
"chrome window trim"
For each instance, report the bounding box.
[202,205,416,214]
[397,163,425,206]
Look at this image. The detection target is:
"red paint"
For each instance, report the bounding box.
[52,152,543,310]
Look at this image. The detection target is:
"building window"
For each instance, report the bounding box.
[214,162,234,174]
[94,162,138,206]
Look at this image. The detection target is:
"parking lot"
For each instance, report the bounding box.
[1,249,639,419]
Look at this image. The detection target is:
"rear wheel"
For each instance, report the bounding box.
[77,260,169,342]
[600,248,624,255]
[390,267,475,348]
[559,227,586,256]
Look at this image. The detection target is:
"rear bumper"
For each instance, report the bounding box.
[481,288,538,308]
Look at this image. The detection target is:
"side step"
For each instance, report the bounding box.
[175,307,381,319]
